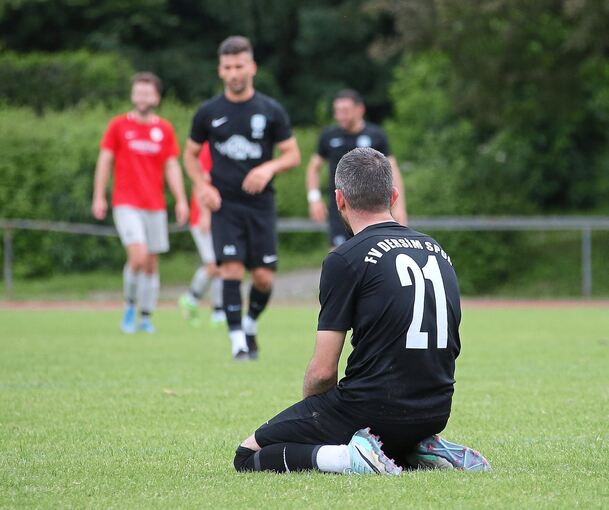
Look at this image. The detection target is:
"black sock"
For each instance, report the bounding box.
[190,288,202,299]
[223,279,242,331]
[141,310,151,318]
[248,285,272,320]
[233,444,319,473]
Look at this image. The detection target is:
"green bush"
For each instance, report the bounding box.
[0,51,133,114]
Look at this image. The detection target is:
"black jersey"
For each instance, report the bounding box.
[317,222,461,422]
[317,123,390,201]
[189,92,292,208]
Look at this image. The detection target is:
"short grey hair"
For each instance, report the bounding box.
[335,147,393,212]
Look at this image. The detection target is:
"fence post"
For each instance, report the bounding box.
[581,227,592,297]
[3,227,13,300]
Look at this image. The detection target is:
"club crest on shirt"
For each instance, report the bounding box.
[251,114,267,139]
[356,135,372,147]
[329,137,343,148]
[150,127,164,142]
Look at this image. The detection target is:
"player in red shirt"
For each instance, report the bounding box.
[92,72,189,333]
[179,143,225,327]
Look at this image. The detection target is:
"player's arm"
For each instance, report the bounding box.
[91,149,114,220]
[305,153,327,223]
[242,136,301,194]
[165,157,189,225]
[303,330,346,398]
[388,155,408,226]
[183,138,221,211]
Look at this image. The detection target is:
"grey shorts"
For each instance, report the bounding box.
[113,206,169,254]
[190,227,216,265]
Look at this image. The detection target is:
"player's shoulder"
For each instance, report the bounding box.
[155,116,176,131]
[196,94,225,114]
[363,122,387,137]
[253,91,288,114]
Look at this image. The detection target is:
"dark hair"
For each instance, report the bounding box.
[131,72,162,94]
[334,89,364,105]
[218,35,254,57]
[335,147,393,212]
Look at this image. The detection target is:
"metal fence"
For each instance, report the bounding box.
[3,216,609,298]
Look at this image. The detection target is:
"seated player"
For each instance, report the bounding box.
[234,148,491,474]
[180,142,225,327]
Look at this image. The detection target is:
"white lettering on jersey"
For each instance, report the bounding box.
[356,134,372,147]
[251,114,267,139]
[128,140,161,154]
[215,135,262,161]
[211,116,228,128]
[363,238,452,266]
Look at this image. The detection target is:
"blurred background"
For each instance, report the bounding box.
[2,0,609,299]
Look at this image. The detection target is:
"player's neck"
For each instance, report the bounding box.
[344,119,365,134]
[224,87,255,103]
[347,210,396,236]
[130,110,157,123]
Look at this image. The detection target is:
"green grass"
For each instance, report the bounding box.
[1,305,608,508]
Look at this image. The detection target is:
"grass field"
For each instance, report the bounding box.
[1,304,608,509]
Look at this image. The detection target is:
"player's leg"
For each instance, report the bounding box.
[327,201,349,249]
[242,206,277,359]
[137,253,159,333]
[137,209,169,333]
[207,263,225,324]
[113,207,148,333]
[180,227,214,326]
[211,204,248,359]
[234,391,400,475]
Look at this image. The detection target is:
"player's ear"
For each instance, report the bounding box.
[390,187,399,208]
[335,189,345,210]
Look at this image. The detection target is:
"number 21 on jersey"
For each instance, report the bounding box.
[395,254,448,350]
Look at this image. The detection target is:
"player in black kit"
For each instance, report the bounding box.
[234,148,490,475]
[306,89,407,247]
[183,36,300,360]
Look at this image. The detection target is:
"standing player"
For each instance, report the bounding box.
[183,36,300,360]
[306,89,407,248]
[234,148,490,474]
[179,142,225,327]
[92,72,189,333]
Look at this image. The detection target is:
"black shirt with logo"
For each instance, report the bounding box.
[317,222,462,423]
[190,92,292,208]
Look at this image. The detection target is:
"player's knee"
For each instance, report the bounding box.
[234,446,257,472]
[252,271,273,291]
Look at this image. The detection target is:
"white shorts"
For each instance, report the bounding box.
[190,226,216,265]
[113,206,169,254]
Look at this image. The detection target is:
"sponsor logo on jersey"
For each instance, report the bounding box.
[215,135,262,160]
[128,140,162,154]
[250,114,267,139]
[356,135,372,147]
[223,244,237,256]
[211,116,228,128]
[329,137,343,148]
[150,127,164,142]
[262,254,277,264]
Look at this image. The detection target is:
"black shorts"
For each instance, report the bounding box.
[254,388,448,467]
[211,201,278,270]
[327,203,350,248]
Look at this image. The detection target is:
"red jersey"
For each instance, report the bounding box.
[189,142,212,227]
[101,113,180,210]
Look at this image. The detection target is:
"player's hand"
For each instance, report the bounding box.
[175,199,189,226]
[242,164,274,194]
[91,197,107,220]
[198,183,222,211]
[309,200,327,223]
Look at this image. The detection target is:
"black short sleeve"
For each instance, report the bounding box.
[317,130,330,159]
[271,102,292,143]
[189,106,208,144]
[317,252,357,331]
